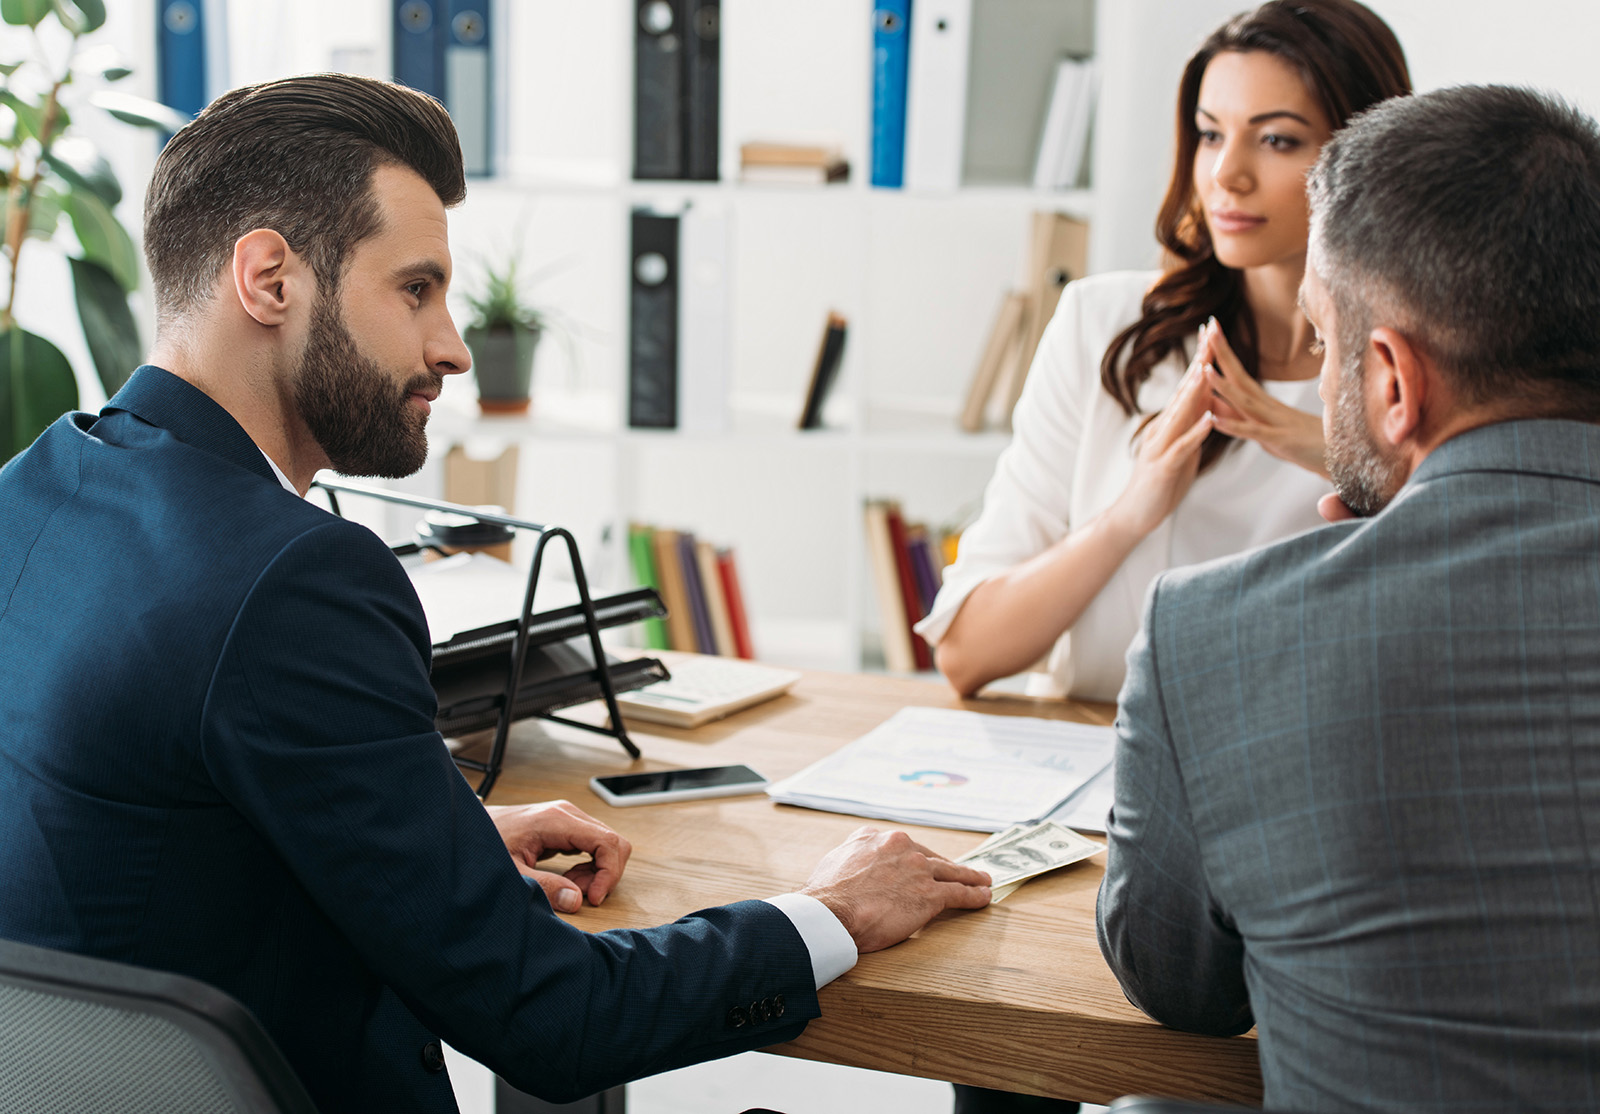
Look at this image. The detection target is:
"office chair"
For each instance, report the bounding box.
[0,936,319,1114]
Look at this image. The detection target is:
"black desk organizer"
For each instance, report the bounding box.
[314,478,666,799]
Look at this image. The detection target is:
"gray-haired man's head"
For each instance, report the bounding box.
[1306,85,1600,513]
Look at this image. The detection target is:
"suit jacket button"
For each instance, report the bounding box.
[751,999,769,1023]
[726,1006,750,1029]
[772,994,785,1018]
[421,1041,446,1073]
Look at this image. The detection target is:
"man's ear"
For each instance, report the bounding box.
[1366,326,1428,449]
[231,228,308,327]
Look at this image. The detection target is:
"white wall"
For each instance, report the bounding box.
[1089,0,1600,274]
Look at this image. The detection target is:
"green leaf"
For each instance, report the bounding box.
[1,0,51,28]
[89,90,189,133]
[0,62,22,77]
[44,136,120,206]
[23,182,60,239]
[0,326,78,461]
[100,65,130,81]
[0,90,43,143]
[70,257,137,396]
[64,188,138,291]
[51,0,104,33]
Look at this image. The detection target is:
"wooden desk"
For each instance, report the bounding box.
[471,665,1261,1106]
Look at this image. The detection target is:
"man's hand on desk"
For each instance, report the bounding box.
[798,826,993,953]
[487,800,632,913]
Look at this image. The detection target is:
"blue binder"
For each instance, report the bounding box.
[157,0,208,122]
[870,0,913,188]
[393,0,445,100]
[445,0,493,177]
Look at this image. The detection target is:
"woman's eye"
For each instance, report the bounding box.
[1264,134,1302,151]
[1196,127,1222,145]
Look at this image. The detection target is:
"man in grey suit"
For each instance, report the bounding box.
[1096,84,1600,1112]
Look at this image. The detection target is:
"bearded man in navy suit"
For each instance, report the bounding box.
[0,74,991,1113]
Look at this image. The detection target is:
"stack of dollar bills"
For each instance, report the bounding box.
[955,820,1104,902]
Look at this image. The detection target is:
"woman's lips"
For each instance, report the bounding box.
[1210,209,1266,234]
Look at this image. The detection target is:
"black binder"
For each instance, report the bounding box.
[633,0,686,179]
[683,1,720,180]
[629,210,680,429]
[314,479,663,799]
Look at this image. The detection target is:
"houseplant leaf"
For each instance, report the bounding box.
[51,0,105,33]
[70,257,137,395]
[64,188,138,291]
[89,90,189,133]
[0,0,51,28]
[44,136,121,206]
[0,326,78,461]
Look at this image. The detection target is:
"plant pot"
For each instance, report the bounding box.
[465,324,541,415]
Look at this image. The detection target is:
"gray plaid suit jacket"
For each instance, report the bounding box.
[1097,418,1600,1113]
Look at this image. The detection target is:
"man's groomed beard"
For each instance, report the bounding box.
[293,295,441,479]
[1325,350,1406,518]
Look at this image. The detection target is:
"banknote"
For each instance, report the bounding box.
[957,820,1103,895]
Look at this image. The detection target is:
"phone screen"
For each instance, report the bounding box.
[595,765,765,796]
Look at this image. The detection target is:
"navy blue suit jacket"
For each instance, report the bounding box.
[0,367,818,1112]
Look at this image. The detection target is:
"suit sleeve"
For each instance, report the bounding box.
[1095,575,1253,1036]
[200,520,819,1102]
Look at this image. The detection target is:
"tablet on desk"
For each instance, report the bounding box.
[613,657,801,728]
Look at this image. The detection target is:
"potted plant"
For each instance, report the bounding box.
[462,253,547,415]
[0,0,189,461]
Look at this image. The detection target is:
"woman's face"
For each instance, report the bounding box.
[1191,50,1334,272]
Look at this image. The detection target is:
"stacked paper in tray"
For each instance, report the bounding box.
[766,706,1116,833]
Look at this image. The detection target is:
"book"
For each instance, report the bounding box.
[677,531,717,654]
[739,142,850,184]
[959,290,1027,432]
[798,312,849,430]
[903,0,972,192]
[863,501,916,672]
[907,527,941,615]
[1032,57,1095,192]
[1003,211,1089,428]
[628,525,670,650]
[870,0,913,188]
[884,503,933,670]
[651,528,696,651]
[715,547,755,659]
[696,539,738,656]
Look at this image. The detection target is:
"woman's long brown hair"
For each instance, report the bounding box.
[1099,0,1410,470]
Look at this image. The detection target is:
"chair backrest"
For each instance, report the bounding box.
[0,937,319,1114]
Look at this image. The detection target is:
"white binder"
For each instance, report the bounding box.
[902,0,973,192]
[678,199,732,434]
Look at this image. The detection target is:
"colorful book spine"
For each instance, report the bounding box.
[628,524,670,650]
[864,500,915,672]
[696,539,737,656]
[870,0,913,188]
[716,547,755,660]
[652,528,696,652]
[677,530,717,654]
[907,528,940,615]
[884,503,933,670]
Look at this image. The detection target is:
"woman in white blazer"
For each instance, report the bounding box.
[922,0,1412,705]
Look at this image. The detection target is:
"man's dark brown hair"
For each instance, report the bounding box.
[143,73,466,325]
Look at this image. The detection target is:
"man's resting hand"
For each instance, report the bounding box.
[487,800,632,912]
[798,826,993,953]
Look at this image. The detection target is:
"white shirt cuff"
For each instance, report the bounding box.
[762,892,857,990]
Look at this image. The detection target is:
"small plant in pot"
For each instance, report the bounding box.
[462,254,546,416]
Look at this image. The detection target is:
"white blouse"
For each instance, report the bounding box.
[916,270,1332,703]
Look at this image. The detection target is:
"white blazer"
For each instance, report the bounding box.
[916,271,1332,702]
